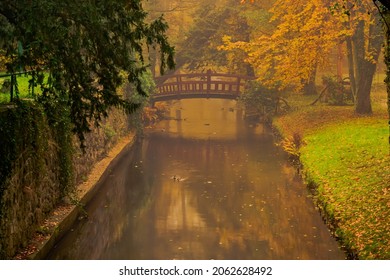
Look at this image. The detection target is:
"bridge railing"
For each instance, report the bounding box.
[154,70,253,97]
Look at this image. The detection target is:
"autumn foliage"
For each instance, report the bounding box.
[226,0,346,91]
[225,0,383,113]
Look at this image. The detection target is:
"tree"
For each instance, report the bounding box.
[337,1,383,114]
[373,0,390,119]
[171,0,255,75]
[145,0,201,77]
[0,0,175,143]
[224,0,347,94]
[230,0,384,113]
[146,0,260,78]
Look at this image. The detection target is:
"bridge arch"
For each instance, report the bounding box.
[151,70,253,106]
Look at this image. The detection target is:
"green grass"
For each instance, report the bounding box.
[301,119,389,259]
[274,82,389,259]
[0,74,41,103]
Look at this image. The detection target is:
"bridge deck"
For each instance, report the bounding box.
[152,70,253,104]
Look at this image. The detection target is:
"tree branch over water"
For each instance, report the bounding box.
[0,0,175,146]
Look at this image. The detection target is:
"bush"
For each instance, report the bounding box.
[240,81,289,120]
[321,75,352,105]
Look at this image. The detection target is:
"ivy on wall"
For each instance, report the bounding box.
[0,100,73,258]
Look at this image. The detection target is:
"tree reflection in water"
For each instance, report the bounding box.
[47,100,344,260]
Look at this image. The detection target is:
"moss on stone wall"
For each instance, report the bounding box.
[0,101,63,258]
[72,108,131,186]
[0,101,133,259]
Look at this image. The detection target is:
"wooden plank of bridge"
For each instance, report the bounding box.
[153,71,255,104]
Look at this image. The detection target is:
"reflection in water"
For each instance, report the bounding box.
[47,99,344,260]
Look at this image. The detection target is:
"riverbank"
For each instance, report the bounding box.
[273,94,389,259]
[13,133,136,259]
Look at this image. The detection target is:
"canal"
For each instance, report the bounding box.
[47,99,345,260]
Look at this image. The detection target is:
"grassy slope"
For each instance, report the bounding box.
[274,86,389,259]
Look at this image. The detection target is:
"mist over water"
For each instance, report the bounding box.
[47,99,344,260]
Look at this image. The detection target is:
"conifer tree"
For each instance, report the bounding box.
[0,0,175,142]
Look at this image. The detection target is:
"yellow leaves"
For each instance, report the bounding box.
[142,103,168,128]
[219,35,254,54]
[296,114,390,259]
[225,0,380,93]
[223,0,348,91]
[142,106,158,127]
[281,133,305,158]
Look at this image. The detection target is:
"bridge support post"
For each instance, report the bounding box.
[206,69,212,95]
[236,77,241,95]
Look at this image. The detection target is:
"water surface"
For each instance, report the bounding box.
[47,99,344,259]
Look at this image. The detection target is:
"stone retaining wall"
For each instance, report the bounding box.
[0,104,61,258]
[0,105,132,259]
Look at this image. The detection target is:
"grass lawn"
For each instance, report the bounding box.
[274,86,389,259]
[0,74,40,103]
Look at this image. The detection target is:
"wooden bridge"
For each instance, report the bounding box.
[151,70,253,105]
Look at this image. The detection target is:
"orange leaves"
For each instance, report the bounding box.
[142,103,168,128]
[225,0,345,91]
[267,1,343,84]
[281,132,305,159]
[227,0,381,93]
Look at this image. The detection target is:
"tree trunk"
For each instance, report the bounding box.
[384,10,390,122]
[337,43,344,79]
[355,62,376,114]
[346,37,357,102]
[302,66,318,95]
[348,14,383,114]
[245,63,255,77]
[358,15,382,114]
